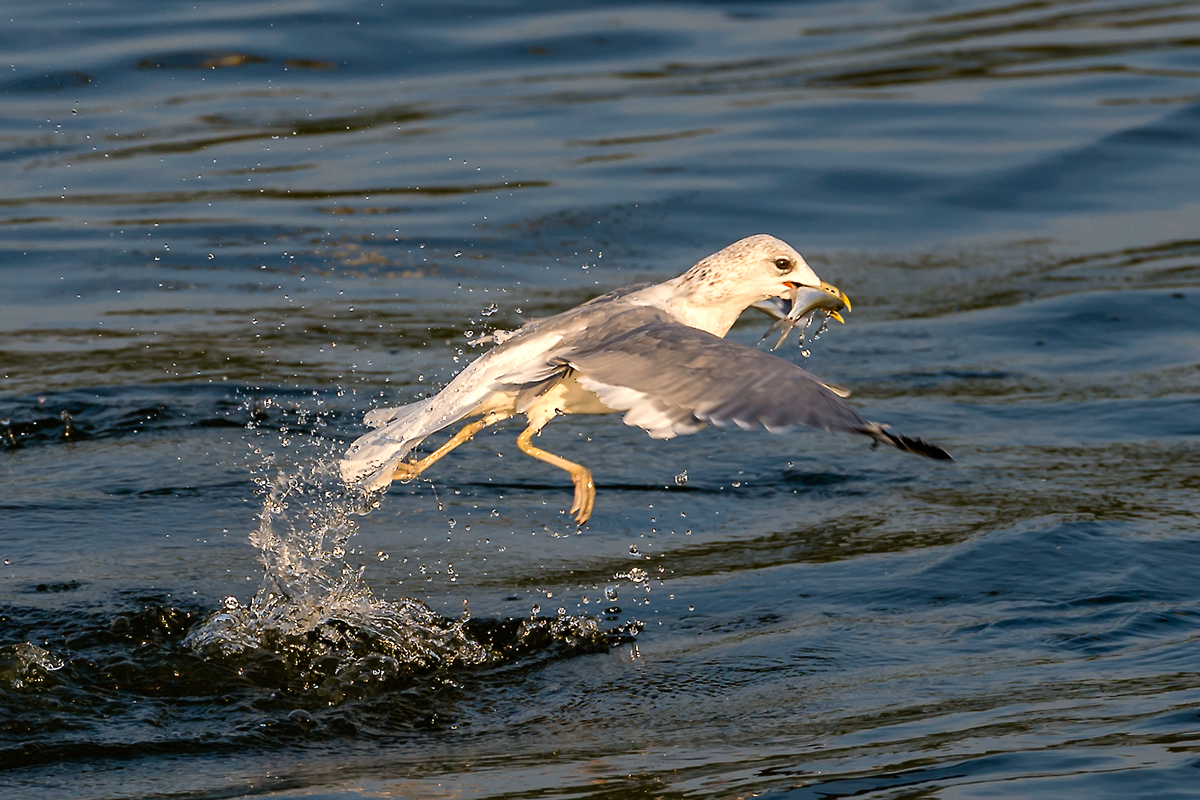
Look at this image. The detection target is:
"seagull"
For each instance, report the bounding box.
[341,235,951,523]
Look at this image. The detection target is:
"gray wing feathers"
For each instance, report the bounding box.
[565,321,871,436]
[574,378,708,438]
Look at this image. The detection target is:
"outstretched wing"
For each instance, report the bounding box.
[564,321,951,459]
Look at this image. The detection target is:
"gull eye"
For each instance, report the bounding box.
[773,257,792,272]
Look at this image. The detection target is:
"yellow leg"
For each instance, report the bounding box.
[391,413,508,483]
[516,424,595,525]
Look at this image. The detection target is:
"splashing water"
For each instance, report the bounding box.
[184,450,618,700]
[0,642,65,690]
[186,459,491,664]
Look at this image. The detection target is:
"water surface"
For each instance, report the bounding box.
[3,0,1200,797]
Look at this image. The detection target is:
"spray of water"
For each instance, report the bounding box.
[184,439,613,698]
[186,458,492,668]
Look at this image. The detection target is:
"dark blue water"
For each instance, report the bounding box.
[3,1,1200,797]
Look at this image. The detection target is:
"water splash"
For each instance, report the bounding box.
[184,452,617,699]
[0,642,65,690]
[186,460,492,669]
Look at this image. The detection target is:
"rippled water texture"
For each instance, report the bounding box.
[3,0,1200,797]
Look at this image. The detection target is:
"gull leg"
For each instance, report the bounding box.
[391,413,509,483]
[516,423,595,525]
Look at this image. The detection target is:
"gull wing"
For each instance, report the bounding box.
[564,321,950,459]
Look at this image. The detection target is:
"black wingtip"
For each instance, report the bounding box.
[889,432,954,461]
[868,428,954,461]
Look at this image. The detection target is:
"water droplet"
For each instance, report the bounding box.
[628,544,639,555]
[674,471,688,486]
[377,551,389,561]
[481,303,498,316]
[223,596,239,610]
[604,586,618,602]
[531,604,541,616]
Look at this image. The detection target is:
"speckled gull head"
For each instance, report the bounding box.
[340,234,948,525]
[652,234,849,338]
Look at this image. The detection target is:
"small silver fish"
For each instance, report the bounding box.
[753,281,851,352]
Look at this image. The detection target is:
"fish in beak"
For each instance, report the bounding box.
[754,280,851,351]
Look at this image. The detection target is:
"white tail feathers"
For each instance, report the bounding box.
[339,401,430,488]
[339,327,563,490]
[363,405,410,428]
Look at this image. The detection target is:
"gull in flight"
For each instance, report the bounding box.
[341,235,950,523]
